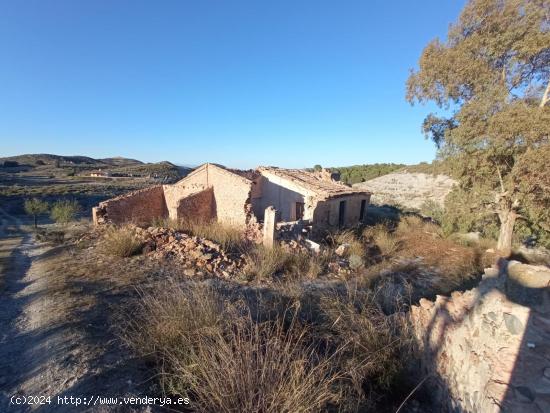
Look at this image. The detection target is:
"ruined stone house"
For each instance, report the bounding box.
[93,163,371,232]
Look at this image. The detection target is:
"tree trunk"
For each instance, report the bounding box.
[497,209,516,256]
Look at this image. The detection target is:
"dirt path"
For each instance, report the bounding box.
[0,208,85,412]
[0,208,161,413]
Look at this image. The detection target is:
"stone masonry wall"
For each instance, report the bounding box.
[410,260,550,412]
[176,187,214,223]
[93,185,167,226]
[163,167,209,220]
[207,165,253,226]
[164,164,254,227]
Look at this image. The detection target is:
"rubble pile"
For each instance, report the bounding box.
[136,227,244,277]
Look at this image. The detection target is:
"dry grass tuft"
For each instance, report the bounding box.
[243,245,323,280]
[101,226,143,257]
[363,224,401,257]
[124,283,344,413]
[319,286,411,408]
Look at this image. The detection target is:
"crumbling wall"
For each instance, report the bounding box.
[207,165,253,226]
[255,173,317,221]
[176,187,214,223]
[410,261,550,412]
[93,185,167,225]
[163,164,254,227]
[164,167,210,219]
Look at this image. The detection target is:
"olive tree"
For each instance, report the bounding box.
[50,200,80,225]
[24,198,49,228]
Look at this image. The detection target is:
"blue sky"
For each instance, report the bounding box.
[0,0,465,169]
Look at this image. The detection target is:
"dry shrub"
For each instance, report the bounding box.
[332,230,365,258]
[243,245,319,280]
[101,226,143,257]
[397,230,481,285]
[363,224,400,257]
[124,283,343,413]
[319,286,412,410]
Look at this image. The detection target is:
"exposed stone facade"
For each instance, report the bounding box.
[176,187,214,223]
[93,163,371,233]
[93,185,167,226]
[411,260,550,412]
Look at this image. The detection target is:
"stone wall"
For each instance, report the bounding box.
[93,185,167,226]
[176,187,214,223]
[410,260,550,412]
[163,163,254,227]
[207,164,254,226]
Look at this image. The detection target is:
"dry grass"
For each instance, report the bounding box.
[124,283,345,413]
[243,245,321,280]
[363,223,401,257]
[359,215,488,310]
[122,282,416,412]
[101,226,143,257]
[319,286,411,409]
[331,230,365,258]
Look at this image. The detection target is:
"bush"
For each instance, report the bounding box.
[50,199,80,225]
[243,245,313,280]
[363,224,400,257]
[101,226,143,257]
[124,284,343,413]
[419,199,444,223]
[319,287,411,408]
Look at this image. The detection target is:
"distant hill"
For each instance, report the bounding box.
[99,157,143,166]
[0,154,191,181]
[1,154,105,166]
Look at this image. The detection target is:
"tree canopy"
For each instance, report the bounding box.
[407,0,550,252]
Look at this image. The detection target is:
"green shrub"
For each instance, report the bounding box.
[50,199,80,225]
[420,199,444,223]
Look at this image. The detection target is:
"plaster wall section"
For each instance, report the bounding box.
[313,194,371,227]
[256,172,318,222]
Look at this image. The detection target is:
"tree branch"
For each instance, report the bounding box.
[496,165,505,193]
[541,79,550,108]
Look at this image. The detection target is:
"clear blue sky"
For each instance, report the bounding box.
[0,0,465,169]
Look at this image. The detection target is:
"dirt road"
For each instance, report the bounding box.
[0,209,154,412]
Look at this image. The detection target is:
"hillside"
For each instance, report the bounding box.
[0,154,189,180]
[353,171,456,209]
[331,163,407,185]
